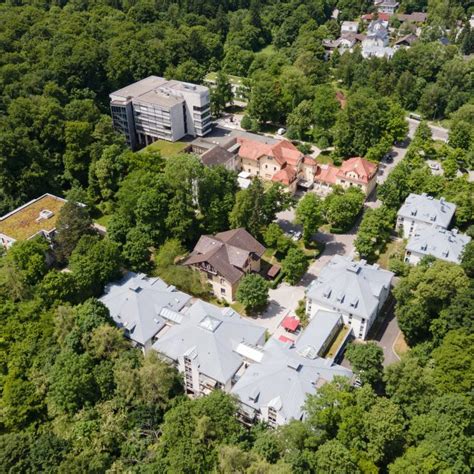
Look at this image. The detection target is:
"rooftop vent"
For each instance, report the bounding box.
[287,359,302,371]
[350,297,359,308]
[36,209,54,221]
[442,250,449,257]
[336,292,345,303]
[347,263,361,274]
[129,284,142,292]
[323,288,332,298]
[410,209,417,216]
[249,388,260,402]
[420,243,428,251]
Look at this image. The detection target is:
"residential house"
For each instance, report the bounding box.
[231,336,352,427]
[99,273,192,351]
[306,256,394,340]
[323,33,365,57]
[361,12,391,22]
[237,137,317,193]
[405,227,471,265]
[396,193,456,238]
[153,300,266,396]
[397,12,428,24]
[394,33,418,49]
[314,156,378,196]
[183,228,266,303]
[0,193,67,249]
[362,20,395,58]
[110,76,211,150]
[204,72,249,102]
[191,136,241,171]
[374,0,399,14]
[341,21,359,34]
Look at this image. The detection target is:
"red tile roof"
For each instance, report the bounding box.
[237,138,303,167]
[315,157,377,186]
[314,164,339,184]
[361,12,391,21]
[337,157,377,184]
[272,166,297,185]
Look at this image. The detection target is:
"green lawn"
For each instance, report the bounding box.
[325,324,350,359]
[230,301,247,316]
[256,44,276,56]
[316,151,334,165]
[139,139,188,158]
[377,239,405,270]
[95,214,112,228]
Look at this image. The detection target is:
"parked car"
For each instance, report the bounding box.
[277,127,286,135]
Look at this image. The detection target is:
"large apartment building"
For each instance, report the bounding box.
[109,76,212,150]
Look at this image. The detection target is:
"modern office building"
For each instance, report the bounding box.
[110,76,212,150]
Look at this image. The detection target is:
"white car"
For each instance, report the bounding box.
[277,128,286,135]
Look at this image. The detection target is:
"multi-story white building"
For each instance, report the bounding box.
[232,312,352,427]
[153,300,266,396]
[99,273,193,351]
[306,256,394,340]
[110,76,212,150]
[375,0,399,14]
[396,193,456,238]
[405,227,471,265]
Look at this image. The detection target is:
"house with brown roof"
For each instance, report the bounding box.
[314,157,378,196]
[0,194,67,249]
[237,138,317,193]
[183,228,266,303]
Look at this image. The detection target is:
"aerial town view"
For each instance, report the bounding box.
[0,0,473,472]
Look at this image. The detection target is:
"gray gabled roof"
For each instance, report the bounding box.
[231,338,352,423]
[306,256,393,320]
[99,272,192,346]
[406,227,471,264]
[295,310,342,358]
[153,301,265,384]
[397,193,456,228]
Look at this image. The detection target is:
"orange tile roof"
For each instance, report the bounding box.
[238,138,303,167]
[272,166,297,185]
[337,157,377,184]
[314,164,339,184]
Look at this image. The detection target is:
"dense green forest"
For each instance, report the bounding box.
[1,0,473,472]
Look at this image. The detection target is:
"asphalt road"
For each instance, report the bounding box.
[407,117,449,142]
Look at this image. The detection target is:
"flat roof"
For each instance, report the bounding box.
[0,194,66,241]
[110,76,167,100]
[133,89,183,107]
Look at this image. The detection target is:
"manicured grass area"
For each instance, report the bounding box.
[95,214,112,228]
[316,151,334,165]
[140,139,188,158]
[257,44,276,56]
[393,332,409,358]
[377,239,405,270]
[325,324,350,359]
[230,301,247,316]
